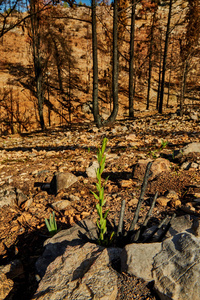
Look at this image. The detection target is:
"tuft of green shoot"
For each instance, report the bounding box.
[160,139,168,150]
[91,137,109,245]
[45,211,58,236]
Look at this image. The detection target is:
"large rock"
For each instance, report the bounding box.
[176,142,200,159]
[121,242,162,282]
[153,232,200,300]
[50,172,78,194]
[133,158,171,180]
[0,186,27,208]
[33,243,121,300]
[0,259,24,299]
[36,218,98,277]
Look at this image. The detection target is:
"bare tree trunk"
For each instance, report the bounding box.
[146,10,157,110]
[30,0,45,130]
[156,30,162,110]
[166,40,174,108]
[158,0,173,114]
[129,0,136,118]
[92,0,102,127]
[103,0,119,126]
[180,59,188,117]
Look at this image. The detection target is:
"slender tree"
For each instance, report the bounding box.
[129,0,136,118]
[103,0,119,125]
[29,0,45,130]
[158,0,173,114]
[179,0,200,116]
[92,0,102,127]
[146,5,158,110]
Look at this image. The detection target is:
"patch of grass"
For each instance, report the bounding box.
[45,212,58,237]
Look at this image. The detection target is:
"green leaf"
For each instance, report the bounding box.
[103,176,109,186]
[96,181,101,192]
[96,203,101,215]
[103,226,107,235]
[104,209,109,219]
[102,198,106,206]
[100,158,105,174]
[97,219,100,229]
[91,191,99,201]
[45,219,51,232]
[96,168,100,179]
[101,138,108,154]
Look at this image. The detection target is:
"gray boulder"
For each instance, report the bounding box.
[176,142,200,159]
[34,243,121,300]
[153,232,200,300]
[0,186,27,208]
[121,242,162,282]
[133,158,171,181]
[50,172,78,194]
[36,219,98,277]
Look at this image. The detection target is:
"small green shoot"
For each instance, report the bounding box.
[45,211,58,236]
[160,139,168,150]
[91,137,110,245]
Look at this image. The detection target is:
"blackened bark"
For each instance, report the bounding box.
[92,0,102,128]
[30,0,45,130]
[180,59,188,117]
[158,0,173,114]
[129,0,136,118]
[103,0,119,126]
[146,10,156,110]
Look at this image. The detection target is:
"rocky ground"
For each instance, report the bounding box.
[0,109,200,299]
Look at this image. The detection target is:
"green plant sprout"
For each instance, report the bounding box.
[45,211,58,236]
[160,139,168,150]
[91,137,110,245]
[148,139,168,159]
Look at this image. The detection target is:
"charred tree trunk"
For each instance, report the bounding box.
[146,10,156,110]
[30,0,45,130]
[180,59,188,117]
[92,0,102,128]
[158,0,173,114]
[103,0,119,126]
[129,0,136,118]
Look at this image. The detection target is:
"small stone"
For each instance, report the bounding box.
[133,158,171,181]
[165,190,179,200]
[0,273,14,299]
[191,162,199,169]
[128,198,138,206]
[192,218,200,236]
[119,180,133,188]
[81,212,90,218]
[169,199,182,208]
[50,172,78,194]
[181,205,195,214]
[126,134,137,141]
[68,194,80,202]
[157,196,170,207]
[52,200,71,211]
[86,161,99,178]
